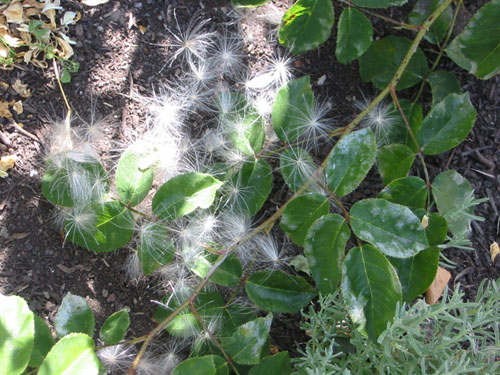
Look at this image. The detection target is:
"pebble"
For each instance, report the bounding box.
[102,289,108,298]
[134,2,142,8]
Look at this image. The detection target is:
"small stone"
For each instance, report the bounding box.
[102,289,108,298]
[134,2,142,8]
[43,291,50,299]
[0,227,8,239]
[107,293,116,302]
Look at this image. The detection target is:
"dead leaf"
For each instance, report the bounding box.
[11,232,29,239]
[3,1,24,24]
[490,242,499,264]
[12,100,23,114]
[54,35,73,59]
[81,0,110,6]
[425,266,451,304]
[0,155,17,178]
[0,82,9,90]
[138,24,147,34]
[12,79,30,97]
[0,45,9,60]
[0,101,12,119]
[61,11,77,26]
[0,29,23,47]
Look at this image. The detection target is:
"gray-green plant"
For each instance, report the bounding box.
[295,279,500,374]
[2,0,500,374]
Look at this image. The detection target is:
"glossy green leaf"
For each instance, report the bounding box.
[232,0,270,7]
[304,214,350,294]
[221,304,258,337]
[99,310,130,345]
[225,159,272,217]
[432,170,479,236]
[213,355,229,375]
[172,355,216,375]
[417,93,476,155]
[42,152,109,207]
[350,199,428,258]
[38,334,99,375]
[220,93,265,156]
[326,128,376,197]
[153,173,222,221]
[65,200,134,252]
[192,253,242,287]
[359,36,427,90]
[377,144,415,185]
[351,0,407,7]
[336,8,373,64]
[137,222,175,275]
[272,76,314,142]
[342,245,402,342]
[0,295,34,375]
[280,193,329,246]
[115,148,153,207]
[428,70,461,107]
[54,293,95,339]
[246,270,317,313]
[290,254,311,275]
[377,176,427,210]
[409,0,452,44]
[28,315,55,368]
[280,147,321,193]
[222,314,273,365]
[387,99,422,152]
[279,0,334,55]
[425,213,448,246]
[249,351,292,375]
[446,0,500,80]
[389,247,439,302]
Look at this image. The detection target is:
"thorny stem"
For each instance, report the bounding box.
[224,260,255,308]
[127,1,453,372]
[389,87,432,208]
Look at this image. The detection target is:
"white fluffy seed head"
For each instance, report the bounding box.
[356,99,397,146]
[97,344,136,373]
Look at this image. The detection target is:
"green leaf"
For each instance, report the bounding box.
[359,36,427,90]
[432,170,479,236]
[42,153,109,207]
[280,193,329,246]
[232,0,270,7]
[289,254,311,276]
[220,94,265,156]
[115,148,153,207]
[389,247,439,302]
[38,334,99,375]
[304,214,350,294]
[153,172,223,221]
[387,99,422,152]
[336,8,373,64]
[220,304,258,337]
[60,69,72,84]
[409,0,452,44]
[191,253,242,287]
[351,0,407,8]
[137,222,175,275]
[279,0,334,55]
[54,293,95,339]
[350,198,428,258]
[326,128,376,197]
[272,76,314,142]
[377,176,427,210]
[0,295,34,375]
[65,200,134,252]
[377,144,415,185]
[213,355,229,375]
[280,147,321,193]
[99,310,130,345]
[246,270,317,313]
[425,213,448,246]
[446,0,500,80]
[222,314,273,365]
[172,355,216,375]
[341,245,402,342]
[28,315,55,368]
[428,70,461,107]
[249,352,292,375]
[225,159,272,217]
[417,92,476,155]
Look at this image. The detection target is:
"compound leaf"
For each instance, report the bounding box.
[336,7,373,64]
[99,310,130,345]
[377,176,427,210]
[377,144,415,185]
[409,0,453,45]
[428,70,461,107]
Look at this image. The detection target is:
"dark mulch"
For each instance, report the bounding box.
[0,0,498,365]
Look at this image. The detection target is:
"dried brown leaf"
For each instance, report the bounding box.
[12,100,23,114]
[425,266,451,305]
[0,155,17,177]
[3,1,24,24]
[0,101,12,119]
[12,79,30,97]
[490,242,499,264]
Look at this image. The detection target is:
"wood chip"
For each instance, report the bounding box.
[56,263,74,274]
[10,232,28,239]
[425,266,451,304]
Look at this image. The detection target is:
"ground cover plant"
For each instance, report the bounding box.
[1,0,499,374]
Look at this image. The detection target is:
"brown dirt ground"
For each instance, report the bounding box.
[0,0,498,367]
